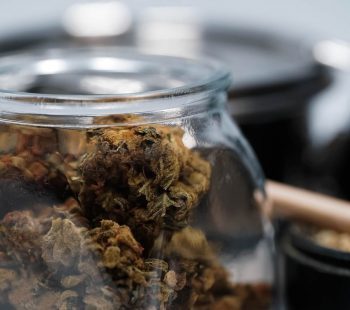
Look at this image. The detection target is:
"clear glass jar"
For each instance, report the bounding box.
[0,47,273,309]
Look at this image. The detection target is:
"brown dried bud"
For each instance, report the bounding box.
[164,227,216,263]
[0,268,17,291]
[57,290,79,310]
[87,220,146,286]
[0,123,270,309]
[0,210,44,263]
[61,274,86,288]
[76,125,211,253]
[164,270,177,289]
[42,218,85,268]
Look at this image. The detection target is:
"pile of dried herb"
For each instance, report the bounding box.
[0,124,271,309]
[297,223,350,253]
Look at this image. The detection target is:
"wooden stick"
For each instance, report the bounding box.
[266,180,350,233]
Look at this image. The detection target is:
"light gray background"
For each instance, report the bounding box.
[2,0,350,42]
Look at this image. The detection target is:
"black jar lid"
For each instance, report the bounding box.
[199,25,330,121]
[281,223,350,310]
[202,26,320,92]
[0,24,326,87]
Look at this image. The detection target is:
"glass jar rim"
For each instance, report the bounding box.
[0,47,231,127]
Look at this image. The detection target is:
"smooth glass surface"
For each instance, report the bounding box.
[0,48,273,309]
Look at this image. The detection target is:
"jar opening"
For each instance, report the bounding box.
[0,47,230,127]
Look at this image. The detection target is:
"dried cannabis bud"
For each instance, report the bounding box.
[0,210,44,264]
[0,152,73,216]
[0,124,271,309]
[77,126,211,252]
[42,218,85,268]
[296,223,350,253]
[87,220,146,285]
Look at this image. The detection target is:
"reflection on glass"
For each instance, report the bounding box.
[136,7,202,57]
[63,1,132,38]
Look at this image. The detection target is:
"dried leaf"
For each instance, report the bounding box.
[42,218,84,267]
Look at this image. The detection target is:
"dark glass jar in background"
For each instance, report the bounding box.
[201,26,330,185]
